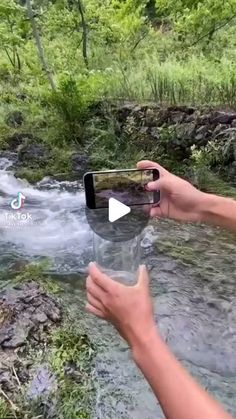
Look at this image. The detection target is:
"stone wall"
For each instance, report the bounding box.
[115,103,236,183]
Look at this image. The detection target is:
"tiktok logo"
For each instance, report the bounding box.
[10,192,26,210]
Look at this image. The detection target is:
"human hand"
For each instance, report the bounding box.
[86,263,157,349]
[137,160,206,223]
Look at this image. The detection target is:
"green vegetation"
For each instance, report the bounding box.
[191,145,236,197]
[50,325,95,419]
[0,398,16,419]
[0,323,94,418]
[0,4,236,416]
[0,264,95,419]
[0,0,235,190]
[157,239,199,266]
[0,1,236,153]
[13,260,61,293]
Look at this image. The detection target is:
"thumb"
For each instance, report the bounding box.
[147,177,169,192]
[137,265,149,289]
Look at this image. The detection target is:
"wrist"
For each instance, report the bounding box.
[195,192,219,224]
[198,193,235,226]
[131,326,164,365]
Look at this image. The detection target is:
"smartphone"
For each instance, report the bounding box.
[83,168,160,209]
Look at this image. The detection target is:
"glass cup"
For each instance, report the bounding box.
[92,233,141,285]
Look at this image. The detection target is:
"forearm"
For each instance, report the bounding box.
[132,331,232,419]
[200,193,236,233]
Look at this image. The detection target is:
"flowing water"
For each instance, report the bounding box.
[0,156,236,418]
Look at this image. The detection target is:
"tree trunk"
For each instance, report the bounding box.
[25,0,56,90]
[77,0,89,69]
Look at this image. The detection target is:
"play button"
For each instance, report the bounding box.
[85,174,151,242]
[109,198,131,223]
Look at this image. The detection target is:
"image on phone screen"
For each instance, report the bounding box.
[84,169,160,209]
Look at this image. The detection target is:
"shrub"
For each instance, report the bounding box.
[49,72,110,144]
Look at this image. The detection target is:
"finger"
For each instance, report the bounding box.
[137,160,167,175]
[88,262,116,293]
[86,275,106,301]
[146,177,169,192]
[150,206,164,218]
[137,265,150,289]
[87,291,105,311]
[85,302,106,319]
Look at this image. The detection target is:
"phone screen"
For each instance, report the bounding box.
[84,169,159,209]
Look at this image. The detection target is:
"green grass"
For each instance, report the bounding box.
[0,398,16,419]
[0,324,95,419]
[0,266,95,419]
[157,240,199,266]
[13,261,61,294]
[103,54,236,107]
[193,166,236,198]
[49,325,95,419]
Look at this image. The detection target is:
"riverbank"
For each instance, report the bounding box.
[0,102,235,197]
[0,267,95,419]
[0,155,236,418]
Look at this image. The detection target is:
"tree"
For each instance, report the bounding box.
[76,0,89,69]
[0,0,26,71]
[156,0,236,46]
[25,0,56,90]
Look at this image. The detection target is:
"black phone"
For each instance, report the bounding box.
[83,168,160,209]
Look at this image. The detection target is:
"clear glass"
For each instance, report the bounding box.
[93,233,141,285]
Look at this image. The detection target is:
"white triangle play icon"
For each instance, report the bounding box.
[108,198,131,223]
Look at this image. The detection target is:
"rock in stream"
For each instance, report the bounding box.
[0,281,61,399]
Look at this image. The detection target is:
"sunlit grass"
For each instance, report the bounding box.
[104,54,236,107]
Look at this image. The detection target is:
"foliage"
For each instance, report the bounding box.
[0,0,28,72]
[191,144,236,197]
[0,270,95,419]
[13,261,61,293]
[15,146,73,182]
[156,0,236,47]
[0,0,235,183]
[49,73,108,143]
[50,324,95,419]
[0,397,15,419]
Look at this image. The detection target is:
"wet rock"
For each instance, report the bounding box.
[116,102,137,122]
[145,107,162,126]
[6,133,35,151]
[150,127,161,140]
[215,127,236,139]
[185,113,196,123]
[33,312,48,324]
[197,113,212,125]
[18,143,51,168]
[45,305,61,322]
[140,126,149,135]
[0,281,63,404]
[0,370,15,392]
[213,124,230,136]
[71,153,90,173]
[0,281,62,350]
[213,111,236,124]
[195,125,213,143]
[167,105,196,115]
[28,365,57,399]
[169,111,186,124]
[16,93,27,101]
[2,319,34,349]
[0,151,18,161]
[0,151,17,170]
[5,111,24,128]
[174,122,196,140]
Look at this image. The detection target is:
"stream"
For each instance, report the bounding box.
[0,156,236,418]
